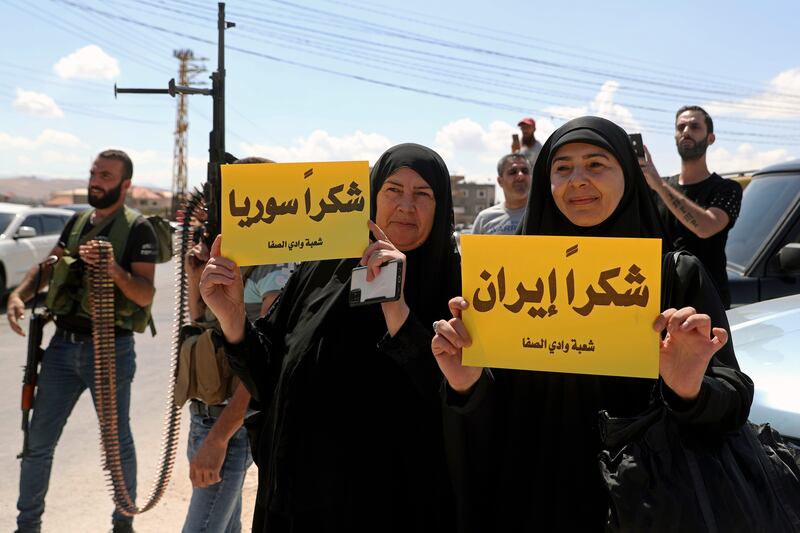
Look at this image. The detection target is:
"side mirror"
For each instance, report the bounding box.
[15,226,37,239]
[777,243,800,274]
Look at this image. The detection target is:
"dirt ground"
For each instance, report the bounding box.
[0,263,258,532]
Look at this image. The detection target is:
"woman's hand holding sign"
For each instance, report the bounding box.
[653,306,729,401]
[432,297,482,394]
[200,235,247,344]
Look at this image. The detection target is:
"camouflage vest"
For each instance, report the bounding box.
[45,207,152,333]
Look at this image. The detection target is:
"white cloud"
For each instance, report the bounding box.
[0,129,85,150]
[113,148,172,188]
[434,118,556,178]
[53,45,120,80]
[13,88,64,118]
[707,144,795,173]
[0,130,88,175]
[40,150,85,165]
[240,129,393,164]
[705,67,800,119]
[544,81,641,133]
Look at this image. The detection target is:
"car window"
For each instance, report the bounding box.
[20,214,44,236]
[42,214,67,235]
[0,212,15,235]
[727,173,800,270]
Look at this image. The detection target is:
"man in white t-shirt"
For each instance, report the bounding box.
[472,153,531,235]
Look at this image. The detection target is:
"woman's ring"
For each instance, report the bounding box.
[432,321,439,333]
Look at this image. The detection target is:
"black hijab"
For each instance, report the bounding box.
[370,143,461,326]
[520,116,668,243]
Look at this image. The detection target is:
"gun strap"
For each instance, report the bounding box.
[67,207,124,256]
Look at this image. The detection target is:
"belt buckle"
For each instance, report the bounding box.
[191,400,209,417]
[59,329,82,344]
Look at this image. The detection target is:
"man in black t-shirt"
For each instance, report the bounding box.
[640,106,742,308]
[6,149,156,533]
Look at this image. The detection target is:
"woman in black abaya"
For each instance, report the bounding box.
[200,143,459,532]
[431,117,753,532]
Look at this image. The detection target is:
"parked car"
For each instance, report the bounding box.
[727,293,800,448]
[0,203,74,294]
[61,203,92,213]
[726,159,800,305]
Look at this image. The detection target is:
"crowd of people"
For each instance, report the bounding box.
[6,105,753,532]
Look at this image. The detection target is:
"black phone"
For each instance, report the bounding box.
[349,260,403,306]
[628,133,645,158]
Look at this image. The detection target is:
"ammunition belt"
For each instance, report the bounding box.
[89,191,201,515]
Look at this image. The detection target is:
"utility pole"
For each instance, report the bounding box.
[171,50,207,218]
[115,2,234,241]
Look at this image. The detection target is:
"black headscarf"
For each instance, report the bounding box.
[520,116,668,244]
[369,143,461,326]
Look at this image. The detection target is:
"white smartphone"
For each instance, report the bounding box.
[349,260,403,306]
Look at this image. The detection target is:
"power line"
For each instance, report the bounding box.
[37,1,800,146]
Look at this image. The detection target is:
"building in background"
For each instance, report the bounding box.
[450,175,496,228]
[44,186,172,216]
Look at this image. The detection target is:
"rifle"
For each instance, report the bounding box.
[115,2,235,246]
[18,255,57,459]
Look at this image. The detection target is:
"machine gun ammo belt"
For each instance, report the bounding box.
[86,189,202,516]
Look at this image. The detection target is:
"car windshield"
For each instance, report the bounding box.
[726,173,800,270]
[0,212,15,235]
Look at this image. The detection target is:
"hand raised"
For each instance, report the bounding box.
[200,235,246,343]
[639,145,663,190]
[361,220,409,336]
[653,306,729,401]
[432,297,482,394]
[185,241,210,283]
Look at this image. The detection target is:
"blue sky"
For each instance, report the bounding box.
[1,0,798,197]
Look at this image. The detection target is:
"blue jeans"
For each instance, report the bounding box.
[16,333,137,533]
[182,413,253,533]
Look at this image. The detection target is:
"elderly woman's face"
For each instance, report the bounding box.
[375,167,436,251]
[550,142,625,227]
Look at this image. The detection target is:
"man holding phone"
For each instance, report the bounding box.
[512,116,543,169]
[638,106,742,308]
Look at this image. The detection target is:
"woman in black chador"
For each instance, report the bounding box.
[200,144,459,532]
[431,116,753,532]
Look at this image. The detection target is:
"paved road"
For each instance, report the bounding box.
[0,262,257,532]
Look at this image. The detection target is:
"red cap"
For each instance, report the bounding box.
[518,117,536,127]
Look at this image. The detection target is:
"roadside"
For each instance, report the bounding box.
[0,262,257,532]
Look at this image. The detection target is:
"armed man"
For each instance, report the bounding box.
[6,149,157,533]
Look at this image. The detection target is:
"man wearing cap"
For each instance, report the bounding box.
[513,117,543,169]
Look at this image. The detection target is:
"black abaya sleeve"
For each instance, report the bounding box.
[661,253,754,432]
[440,370,498,533]
[221,263,306,406]
[378,312,446,397]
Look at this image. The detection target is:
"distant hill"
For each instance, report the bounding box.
[0,176,86,204]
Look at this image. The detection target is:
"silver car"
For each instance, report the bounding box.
[728,293,800,447]
[0,203,73,294]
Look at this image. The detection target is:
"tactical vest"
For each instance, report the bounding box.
[46,207,153,333]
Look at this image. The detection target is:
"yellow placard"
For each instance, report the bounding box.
[221,161,370,265]
[461,235,661,378]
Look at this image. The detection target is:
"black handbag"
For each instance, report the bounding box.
[598,251,800,532]
[599,404,800,532]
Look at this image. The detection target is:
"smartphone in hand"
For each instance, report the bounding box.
[628,133,645,158]
[349,260,403,306]
[512,133,521,152]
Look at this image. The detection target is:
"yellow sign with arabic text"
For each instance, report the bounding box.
[461,235,661,378]
[221,161,370,265]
